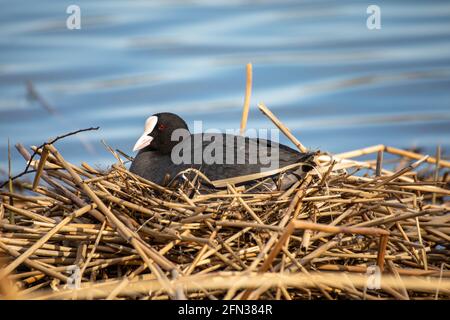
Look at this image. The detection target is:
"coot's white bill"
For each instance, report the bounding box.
[133,116,158,151]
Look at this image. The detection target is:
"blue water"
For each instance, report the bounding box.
[1,0,450,177]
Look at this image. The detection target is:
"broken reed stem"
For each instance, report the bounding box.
[32,145,49,190]
[364,155,429,189]
[385,146,450,168]
[240,63,253,135]
[375,150,383,177]
[432,145,441,204]
[258,103,308,153]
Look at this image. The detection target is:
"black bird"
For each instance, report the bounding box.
[129,113,314,188]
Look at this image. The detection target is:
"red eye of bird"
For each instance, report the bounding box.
[158,124,166,131]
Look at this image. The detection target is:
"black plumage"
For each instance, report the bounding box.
[130,113,314,187]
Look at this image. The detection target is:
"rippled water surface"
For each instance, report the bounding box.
[1,0,450,175]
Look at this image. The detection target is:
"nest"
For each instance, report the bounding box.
[0,136,449,300]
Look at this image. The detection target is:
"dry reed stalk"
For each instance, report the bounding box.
[240,63,252,135]
[432,145,441,204]
[258,103,308,153]
[32,145,49,190]
[25,271,450,300]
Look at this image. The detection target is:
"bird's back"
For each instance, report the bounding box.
[130,133,314,185]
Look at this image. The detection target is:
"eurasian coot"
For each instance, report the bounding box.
[130,113,314,187]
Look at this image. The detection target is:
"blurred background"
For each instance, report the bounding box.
[1,0,450,177]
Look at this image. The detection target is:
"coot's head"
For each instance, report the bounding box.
[133,113,190,154]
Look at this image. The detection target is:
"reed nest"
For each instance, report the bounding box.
[0,131,449,300]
